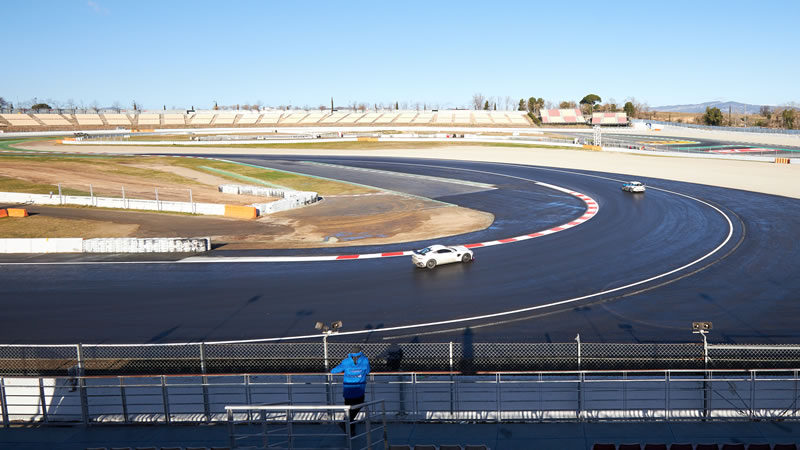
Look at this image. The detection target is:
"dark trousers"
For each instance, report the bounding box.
[344,395,365,435]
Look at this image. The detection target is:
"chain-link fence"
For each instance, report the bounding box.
[2,341,800,377]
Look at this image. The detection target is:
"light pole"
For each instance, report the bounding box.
[693,321,713,420]
[315,320,343,371]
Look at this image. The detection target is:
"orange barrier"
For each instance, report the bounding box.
[775,157,791,164]
[7,208,28,217]
[224,205,258,219]
[357,137,379,142]
[583,145,602,151]
[0,209,7,218]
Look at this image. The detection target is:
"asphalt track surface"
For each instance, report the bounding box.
[1,155,799,345]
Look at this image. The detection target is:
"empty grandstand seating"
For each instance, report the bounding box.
[103,113,132,125]
[213,113,238,125]
[453,111,472,124]
[0,114,39,126]
[258,111,284,124]
[189,113,215,125]
[137,114,160,126]
[277,112,307,124]
[319,112,347,123]
[337,113,364,124]
[300,112,327,124]
[434,111,453,124]
[236,113,261,124]
[592,112,629,125]
[73,113,104,125]
[540,108,586,124]
[411,112,434,124]
[162,114,185,125]
[374,112,399,124]
[507,111,530,125]
[474,112,493,124]
[396,112,418,123]
[489,112,511,124]
[33,114,71,126]
[356,113,381,124]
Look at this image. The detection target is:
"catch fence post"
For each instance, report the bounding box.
[58,184,63,205]
[121,186,126,209]
[89,184,94,206]
[0,378,9,427]
[76,343,89,425]
[161,375,171,424]
[200,343,211,422]
[155,188,160,211]
[38,378,48,424]
[120,377,129,424]
[449,341,454,372]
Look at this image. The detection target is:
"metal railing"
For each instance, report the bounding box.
[4,341,800,378]
[1,370,798,427]
[225,401,387,450]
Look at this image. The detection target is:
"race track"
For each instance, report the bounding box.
[1,155,798,345]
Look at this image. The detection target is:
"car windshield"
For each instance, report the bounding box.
[415,247,432,255]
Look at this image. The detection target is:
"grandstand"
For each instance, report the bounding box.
[356,112,381,124]
[188,112,214,125]
[320,112,348,123]
[258,111,284,124]
[33,114,71,126]
[103,113,131,126]
[434,111,454,124]
[374,112,399,124]
[162,113,185,125]
[213,112,238,125]
[136,113,161,126]
[337,112,365,124]
[236,112,261,125]
[0,109,543,131]
[489,112,511,125]
[453,110,472,124]
[299,112,327,124]
[73,113,104,126]
[592,112,629,126]
[540,108,586,124]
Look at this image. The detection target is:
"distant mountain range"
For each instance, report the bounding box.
[653,101,769,114]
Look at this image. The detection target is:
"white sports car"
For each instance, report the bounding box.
[621,181,646,193]
[412,244,474,269]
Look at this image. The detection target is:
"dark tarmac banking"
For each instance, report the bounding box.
[1,156,798,345]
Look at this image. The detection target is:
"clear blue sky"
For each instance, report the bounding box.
[2,0,798,110]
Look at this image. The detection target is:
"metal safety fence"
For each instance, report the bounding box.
[2,341,800,378]
[1,370,799,427]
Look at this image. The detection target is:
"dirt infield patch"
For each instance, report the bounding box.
[0,194,493,249]
[0,213,138,238]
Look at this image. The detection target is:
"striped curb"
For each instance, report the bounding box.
[179,182,598,263]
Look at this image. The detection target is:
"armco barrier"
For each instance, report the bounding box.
[223,204,258,219]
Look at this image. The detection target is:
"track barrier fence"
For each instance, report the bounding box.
[3,341,800,378]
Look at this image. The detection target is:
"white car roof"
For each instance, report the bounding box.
[627,181,643,185]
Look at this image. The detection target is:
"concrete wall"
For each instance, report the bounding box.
[0,192,226,216]
[218,184,319,215]
[0,237,210,253]
[0,238,83,253]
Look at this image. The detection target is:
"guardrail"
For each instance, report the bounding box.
[3,341,800,378]
[225,401,387,449]
[1,370,798,427]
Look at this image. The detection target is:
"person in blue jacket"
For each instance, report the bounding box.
[331,345,370,435]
